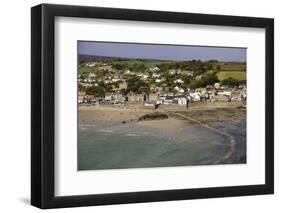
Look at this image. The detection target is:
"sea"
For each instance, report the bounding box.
[78,120,246,170]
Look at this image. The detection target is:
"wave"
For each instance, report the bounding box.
[98,129,115,133]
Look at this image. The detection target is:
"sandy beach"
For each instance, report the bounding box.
[79,105,190,130]
[79,105,152,124]
[79,102,246,126]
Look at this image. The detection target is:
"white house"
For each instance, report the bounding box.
[195,75,202,80]
[174,79,184,84]
[168,69,177,75]
[88,72,96,78]
[217,91,231,96]
[174,86,180,91]
[124,69,131,75]
[112,78,121,82]
[104,80,112,84]
[231,95,242,101]
[152,73,161,78]
[149,66,160,71]
[176,69,182,74]
[112,93,125,102]
[214,82,221,89]
[81,83,93,88]
[142,74,149,80]
[86,62,97,67]
[84,78,95,83]
[105,93,113,101]
[178,88,185,93]
[178,97,187,105]
[190,92,201,101]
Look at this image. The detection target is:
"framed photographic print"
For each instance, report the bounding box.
[31,3,274,209]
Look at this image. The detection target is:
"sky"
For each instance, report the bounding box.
[78,41,246,62]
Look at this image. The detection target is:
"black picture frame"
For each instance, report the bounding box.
[31,3,274,209]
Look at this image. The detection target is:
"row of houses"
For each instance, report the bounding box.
[78,86,246,105]
[79,64,197,88]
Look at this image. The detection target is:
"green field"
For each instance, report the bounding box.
[216,71,247,81]
[79,66,96,74]
[112,60,172,68]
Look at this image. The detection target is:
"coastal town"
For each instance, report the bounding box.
[78,57,247,108]
[77,43,247,170]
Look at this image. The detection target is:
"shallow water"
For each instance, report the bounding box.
[78,120,246,170]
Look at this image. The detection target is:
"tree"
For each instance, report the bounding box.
[98,82,112,92]
[85,86,105,97]
[78,83,85,92]
[202,73,219,85]
[112,63,127,70]
[126,76,149,94]
[189,80,205,89]
[188,73,219,89]
[216,65,221,71]
[222,77,245,86]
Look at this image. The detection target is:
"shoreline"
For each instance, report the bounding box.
[79,102,246,126]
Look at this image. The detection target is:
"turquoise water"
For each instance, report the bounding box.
[78,120,246,170]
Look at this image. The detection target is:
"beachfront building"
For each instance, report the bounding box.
[127,93,145,103]
[177,97,187,105]
[217,91,232,96]
[112,93,125,102]
[163,96,175,104]
[105,93,113,101]
[189,92,201,101]
[78,91,86,104]
[211,94,230,102]
[148,94,159,102]
[231,94,243,101]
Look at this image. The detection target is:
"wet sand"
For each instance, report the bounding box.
[137,118,189,131]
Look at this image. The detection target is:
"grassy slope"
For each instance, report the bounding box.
[216,71,246,81]
[79,66,96,74]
